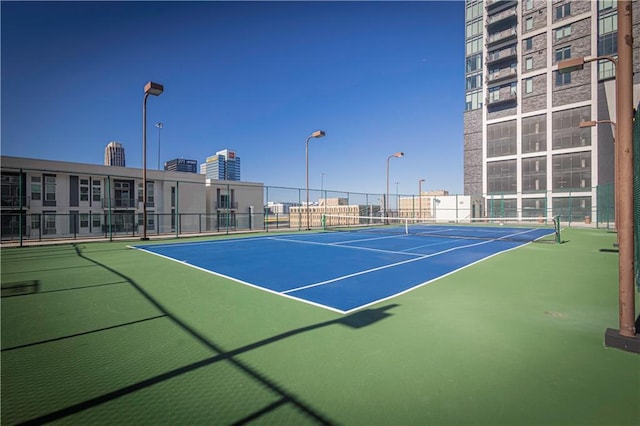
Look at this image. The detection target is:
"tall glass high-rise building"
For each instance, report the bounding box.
[104,141,125,167]
[200,149,241,181]
[463,0,639,223]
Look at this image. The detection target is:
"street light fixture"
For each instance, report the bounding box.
[418,179,425,218]
[142,81,164,241]
[559,2,637,351]
[305,130,326,230]
[386,152,404,218]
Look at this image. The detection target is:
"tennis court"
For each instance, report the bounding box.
[2,227,638,425]
[134,221,558,313]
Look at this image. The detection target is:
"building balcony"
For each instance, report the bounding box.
[1,196,29,209]
[486,90,517,106]
[486,46,517,65]
[486,0,518,14]
[486,7,517,27]
[215,201,238,210]
[487,67,518,85]
[487,27,517,46]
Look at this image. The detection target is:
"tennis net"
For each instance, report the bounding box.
[322,214,561,244]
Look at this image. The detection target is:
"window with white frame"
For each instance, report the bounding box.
[555,25,571,40]
[31,176,41,201]
[92,179,101,202]
[44,176,56,202]
[80,178,89,202]
[524,78,534,94]
[525,17,533,31]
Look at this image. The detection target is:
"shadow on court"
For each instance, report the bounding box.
[8,244,397,425]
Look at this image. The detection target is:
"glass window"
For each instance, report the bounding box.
[522,198,547,218]
[599,59,616,80]
[555,46,571,63]
[552,106,591,149]
[599,0,615,11]
[92,213,101,228]
[80,178,89,202]
[31,176,41,201]
[526,17,534,31]
[487,160,517,195]
[599,13,617,34]
[524,77,534,94]
[525,0,533,11]
[488,87,501,103]
[522,157,547,193]
[523,37,533,50]
[466,73,483,90]
[465,90,483,111]
[466,37,483,55]
[31,214,40,230]
[44,176,56,202]
[522,115,546,153]
[552,152,592,192]
[80,214,89,228]
[552,196,592,222]
[525,57,533,70]
[555,25,571,40]
[487,121,517,158]
[44,212,56,234]
[599,32,618,56]
[466,2,482,20]
[92,180,101,202]
[466,19,482,38]
[556,3,570,19]
[556,71,571,86]
[466,53,483,73]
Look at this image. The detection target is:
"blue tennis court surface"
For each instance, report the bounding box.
[133,226,554,313]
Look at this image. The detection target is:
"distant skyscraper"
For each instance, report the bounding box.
[104,141,126,167]
[200,149,241,181]
[164,158,198,173]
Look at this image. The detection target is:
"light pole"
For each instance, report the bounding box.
[386,152,404,218]
[321,172,325,217]
[418,178,425,218]
[155,122,163,170]
[306,130,326,230]
[558,0,637,351]
[142,81,164,241]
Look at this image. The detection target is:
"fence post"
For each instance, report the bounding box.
[176,181,180,238]
[19,168,23,247]
[107,176,113,242]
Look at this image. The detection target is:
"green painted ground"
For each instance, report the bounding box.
[1,228,638,425]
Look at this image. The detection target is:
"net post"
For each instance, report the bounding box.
[405,217,409,235]
[322,214,326,231]
[554,215,561,244]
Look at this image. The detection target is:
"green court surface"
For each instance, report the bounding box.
[1,228,638,425]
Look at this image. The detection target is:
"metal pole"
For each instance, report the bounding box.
[156,122,163,170]
[386,156,390,219]
[306,136,311,230]
[614,0,635,338]
[142,92,150,240]
[19,169,23,247]
[107,176,113,242]
[419,179,423,218]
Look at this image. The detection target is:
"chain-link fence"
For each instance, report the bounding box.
[0,163,621,245]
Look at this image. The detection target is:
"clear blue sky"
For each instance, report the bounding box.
[1,0,465,195]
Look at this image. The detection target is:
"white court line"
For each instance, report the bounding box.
[282,237,498,294]
[266,236,421,257]
[130,245,348,314]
